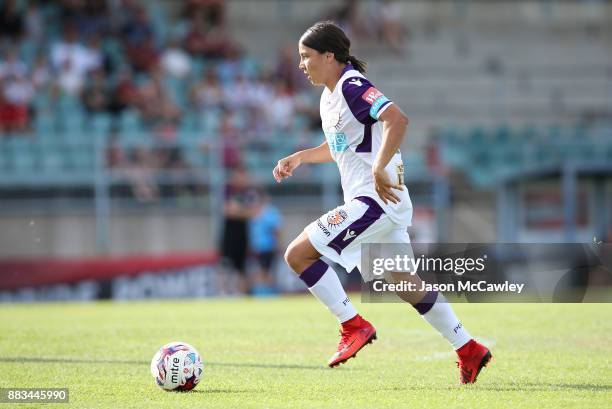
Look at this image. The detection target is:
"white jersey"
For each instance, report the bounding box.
[320,64,413,227]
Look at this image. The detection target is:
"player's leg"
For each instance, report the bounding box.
[290,199,388,367]
[258,251,276,286]
[285,231,376,367]
[285,231,358,323]
[382,228,492,384]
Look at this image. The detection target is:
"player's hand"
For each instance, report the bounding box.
[273,154,302,183]
[372,166,403,204]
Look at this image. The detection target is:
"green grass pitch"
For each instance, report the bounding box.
[0,297,610,408]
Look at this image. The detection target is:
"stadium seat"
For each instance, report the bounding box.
[191,58,206,79]
[179,111,200,134]
[202,110,221,135]
[19,39,39,65]
[493,124,512,147]
[7,139,37,174]
[72,146,96,170]
[34,114,57,139]
[183,144,208,168]
[37,142,65,173]
[61,112,86,136]
[468,126,487,149]
[89,113,113,137]
[33,92,52,113]
[164,77,188,108]
[118,110,144,139]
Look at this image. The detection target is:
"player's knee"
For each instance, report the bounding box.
[284,244,300,273]
[285,243,317,274]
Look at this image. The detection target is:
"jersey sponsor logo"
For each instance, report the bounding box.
[348,78,363,87]
[316,219,331,237]
[361,86,383,104]
[327,209,348,228]
[343,229,357,241]
[325,132,348,152]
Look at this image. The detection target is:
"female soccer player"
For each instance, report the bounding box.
[273,21,491,383]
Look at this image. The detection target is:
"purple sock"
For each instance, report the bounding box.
[298,259,328,287]
[413,290,438,315]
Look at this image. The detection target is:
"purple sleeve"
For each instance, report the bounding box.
[341,76,393,125]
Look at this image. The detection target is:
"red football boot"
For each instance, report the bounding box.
[456,339,492,384]
[327,314,377,368]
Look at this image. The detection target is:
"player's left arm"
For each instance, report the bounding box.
[372,104,410,204]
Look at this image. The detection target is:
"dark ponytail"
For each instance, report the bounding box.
[300,21,367,74]
[346,55,367,74]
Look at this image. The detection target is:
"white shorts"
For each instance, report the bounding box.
[304,196,411,282]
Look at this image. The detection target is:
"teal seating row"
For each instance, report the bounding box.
[440,124,612,186]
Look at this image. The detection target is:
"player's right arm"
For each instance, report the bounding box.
[273,141,332,182]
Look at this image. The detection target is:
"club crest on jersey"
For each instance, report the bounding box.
[324,111,341,131]
[362,87,383,105]
[327,209,348,228]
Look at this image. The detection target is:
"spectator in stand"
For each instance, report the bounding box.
[24,1,45,41]
[120,3,154,47]
[125,146,160,203]
[83,34,107,72]
[223,73,256,111]
[219,109,242,169]
[3,72,34,122]
[0,73,32,135]
[106,130,125,169]
[82,69,111,114]
[0,0,24,40]
[127,36,160,73]
[66,0,110,39]
[51,26,102,90]
[190,68,224,112]
[120,4,160,72]
[275,44,308,93]
[160,37,192,79]
[135,68,181,127]
[263,79,295,132]
[182,0,226,28]
[30,52,52,91]
[183,8,233,59]
[107,68,138,116]
[183,11,209,57]
[106,129,161,204]
[0,85,14,134]
[55,59,85,96]
[216,44,255,84]
[242,70,274,140]
[0,48,27,80]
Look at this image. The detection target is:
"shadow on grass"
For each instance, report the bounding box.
[190,389,260,394]
[0,356,364,371]
[378,382,612,393]
[475,382,612,393]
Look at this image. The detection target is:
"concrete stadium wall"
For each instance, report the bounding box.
[0,208,323,258]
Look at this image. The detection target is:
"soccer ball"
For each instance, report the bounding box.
[150,342,203,391]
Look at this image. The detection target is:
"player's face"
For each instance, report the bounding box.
[298,43,328,86]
